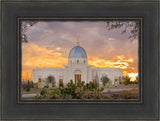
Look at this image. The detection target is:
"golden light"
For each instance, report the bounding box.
[88,55,134,71]
[128,73,138,82]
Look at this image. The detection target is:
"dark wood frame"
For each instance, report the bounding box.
[1,1,159,120]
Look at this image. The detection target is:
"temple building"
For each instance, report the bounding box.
[33,36,123,87]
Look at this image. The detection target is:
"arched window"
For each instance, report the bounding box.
[84,60,85,63]
[77,60,79,63]
[59,76,63,87]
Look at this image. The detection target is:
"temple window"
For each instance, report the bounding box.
[114,78,118,82]
[38,78,41,83]
[59,79,63,87]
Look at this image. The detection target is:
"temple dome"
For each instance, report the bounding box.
[68,46,87,59]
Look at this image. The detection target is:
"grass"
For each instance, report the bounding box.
[104,83,138,89]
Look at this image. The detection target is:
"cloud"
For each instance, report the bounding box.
[22,43,68,79]
[88,55,134,71]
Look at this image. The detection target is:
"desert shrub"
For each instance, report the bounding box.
[33,82,38,88]
[84,81,98,91]
[119,88,138,99]
[40,88,47,96]
[75,87,84,99]
[111,88,138,99]
[22,81,31,91]
[76,80,81,87]
[64,80,77,97]
[63,94,72,99]
[123,75,131,85]
[101,76,110,86]
[22,81,32,91]
[80,90,103,99]
[111,93,119,99]
[22,83,28,90]
[102,94,112,99]
[99,87,104,92]
[50,88,63,99]
[26,85,30,91]
[28,81,34,88]
[35,94,43,99]
[43,85,49,88]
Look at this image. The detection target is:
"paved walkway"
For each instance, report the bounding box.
[102,88,133,94]
[21,93,37,99]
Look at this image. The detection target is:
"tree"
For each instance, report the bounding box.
[101,76,110,86]
[21,21,38,43]
[106,21,139,42]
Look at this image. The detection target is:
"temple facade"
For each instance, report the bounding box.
[33,37,123,86]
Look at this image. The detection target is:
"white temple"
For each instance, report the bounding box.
[33,36,123,86]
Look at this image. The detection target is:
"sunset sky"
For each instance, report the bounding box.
[22,21,138,81]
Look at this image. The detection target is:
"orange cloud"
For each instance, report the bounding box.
[88,55,134,70]
[22,43,68,80]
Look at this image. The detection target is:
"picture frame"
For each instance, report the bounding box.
[18,17,142,104]
[1,0,159,120]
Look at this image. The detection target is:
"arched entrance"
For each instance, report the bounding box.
[75,70,81,84]
[47,75,55,84]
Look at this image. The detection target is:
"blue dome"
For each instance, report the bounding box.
[69,46,87,58]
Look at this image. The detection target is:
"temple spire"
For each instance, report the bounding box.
[77,35,80,46]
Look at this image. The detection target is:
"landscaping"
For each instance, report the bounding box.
[34,80,138,99]
[21,76,139,100]
[35,80,106,99]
